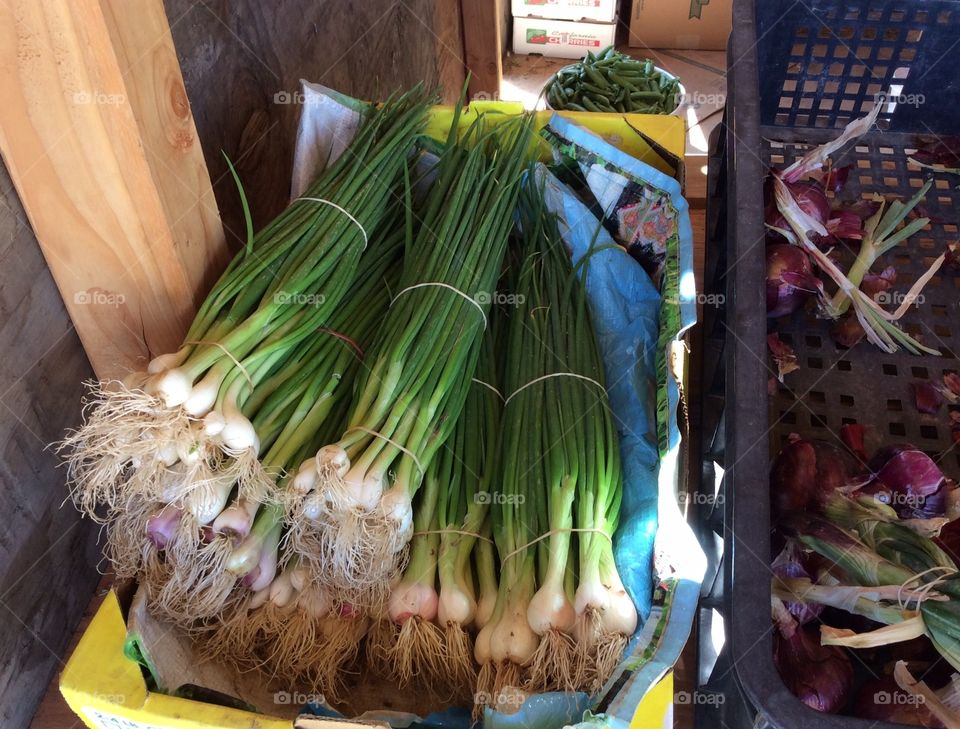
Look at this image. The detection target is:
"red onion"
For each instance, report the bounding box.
[767,244,816,317]
[774,619,854,714]
[787,181,831,226]
[831,311,865,348]
[869,445,946,518]
[853,677,945,727]
[771,437,860,518]
[871,445,945,497]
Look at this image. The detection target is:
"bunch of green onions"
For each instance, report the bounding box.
[104,215,407,626]
[60,88,432,625]
[287,109,534,607]
[61,88,432,533]
[474,183,636,707]
[365,313,502,695]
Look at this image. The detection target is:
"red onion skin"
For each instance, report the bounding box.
[840,423,868,463]
[870,446,945,498]
[788,181,831,226]
[944,372,960,397]
[826,164,852,194]
[767,244,815,317]
[772,543,823,625]
[774,622,854,714]
[771,439,860,518]
[825,209,864,240]
[863,266,897,298]
[913,381,945,415]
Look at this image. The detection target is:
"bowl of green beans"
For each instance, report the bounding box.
[542,46,684,115]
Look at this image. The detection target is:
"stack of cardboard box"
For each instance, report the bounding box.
[627,0,732,51]
[511,0,619,59]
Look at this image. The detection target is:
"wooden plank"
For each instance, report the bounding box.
[0,0,226,379]
[162,0,467,243]
[461,0,504,99]
[0,159,100,729]
[99,0,229,301]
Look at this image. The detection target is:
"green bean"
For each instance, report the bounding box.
[609,73,639,91]
[580,82,608,95]
[583,66,608,88]
[544,51,679,114]
[590,95,616,112]
[580,96,602,112]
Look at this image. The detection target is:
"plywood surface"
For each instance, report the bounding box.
[0,158,101,729]
[162,0,468,247]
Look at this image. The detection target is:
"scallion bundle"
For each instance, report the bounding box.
[61,89,432,535]
[288,110,534,606]
[96,196,411,627]
[476,182,636,708]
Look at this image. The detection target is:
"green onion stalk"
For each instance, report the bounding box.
[367,453,446,690]
[434,327,502,692]
[288,109,534,608]
[472,228,546,708]
[473,517,500,634]
[368,316,503,695]
[60,88,433,523]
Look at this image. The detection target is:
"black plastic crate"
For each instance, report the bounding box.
[705,1,960,727]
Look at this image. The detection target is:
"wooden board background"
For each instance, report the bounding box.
[0,159,101,729]
[162,0,467,246]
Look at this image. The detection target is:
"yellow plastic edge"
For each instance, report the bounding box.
[60,591,290,729]
[423,101,686,178]
[629,671,673,729]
